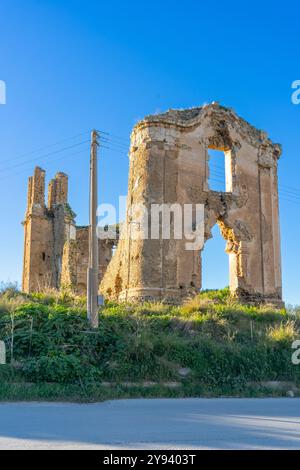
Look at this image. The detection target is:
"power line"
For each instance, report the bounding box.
[3,128,299,193]
[0,147,90,182]
[2,129,300,207]
[99,146,300,206]
[0,134,129,176]
[99,141,130,155]
[0,131,90,167]
[0,127,127,169]
[100,145,300,205]
[0,131,130,181]
[279,195,300,206]
[97,129,129,144]
[279,185,300,197]
[209,164,300,200]
[0,140,90,175]
[99,137,129,152]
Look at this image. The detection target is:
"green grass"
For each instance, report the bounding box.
[0,286,299,401]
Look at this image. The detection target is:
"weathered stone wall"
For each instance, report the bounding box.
[22,167,54,292]
[22,168,117,294]
[100,103,283,306]
[61,227,117,295]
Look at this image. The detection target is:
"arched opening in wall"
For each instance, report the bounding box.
[201,224,229,292]
[208,149,232,192]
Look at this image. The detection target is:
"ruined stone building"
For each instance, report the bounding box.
[100,103,283,306]
[22,103,284,306]
[22,167,117,294]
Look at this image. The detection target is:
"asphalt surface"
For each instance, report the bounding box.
[0,398,299,450]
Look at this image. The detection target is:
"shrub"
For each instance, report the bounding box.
[267,321,297,344]
[22,354,102,384]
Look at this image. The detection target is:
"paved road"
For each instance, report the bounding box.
[0,398,300,450]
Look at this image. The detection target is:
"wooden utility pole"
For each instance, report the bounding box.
[87,130,99,328]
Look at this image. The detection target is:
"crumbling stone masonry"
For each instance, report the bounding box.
[22,167,117,294]
[100,103,283,306]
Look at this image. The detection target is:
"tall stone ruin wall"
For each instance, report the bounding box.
[22,167,117,294]
[100,103,283,306]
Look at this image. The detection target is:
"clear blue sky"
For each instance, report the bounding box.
[0,0,299,304]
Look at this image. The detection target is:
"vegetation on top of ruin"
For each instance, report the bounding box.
[140,102,278,148]
[63,202,77,221]
[0,284,299,402]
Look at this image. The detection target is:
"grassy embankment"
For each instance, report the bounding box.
[0,285,299,401]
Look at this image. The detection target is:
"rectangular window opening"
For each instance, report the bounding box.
[208,149,232,192]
